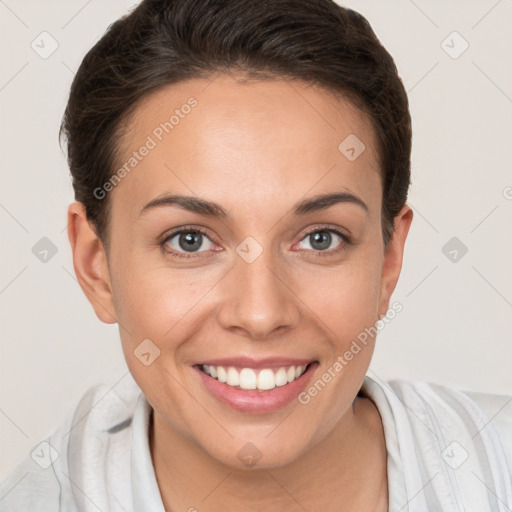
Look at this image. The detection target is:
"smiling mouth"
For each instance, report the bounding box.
[196,362,313,391]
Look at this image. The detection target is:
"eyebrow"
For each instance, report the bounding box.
[138,190,368,219]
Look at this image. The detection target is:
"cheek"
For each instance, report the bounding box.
[296,256,382,338]
[111,264,206,397]
[113,266,210,338]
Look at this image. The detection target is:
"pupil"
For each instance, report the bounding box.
[179,232,202,252]
[311,231,331,250]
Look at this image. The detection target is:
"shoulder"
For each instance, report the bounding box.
[386,378,511,441]
[362,376,512,509]
[452,385,512,470]
[0,373,142,511]
[366,376,512,474]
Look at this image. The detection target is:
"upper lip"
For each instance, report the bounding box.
[194,357,315,369]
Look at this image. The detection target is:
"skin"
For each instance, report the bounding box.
[68,73,413,511]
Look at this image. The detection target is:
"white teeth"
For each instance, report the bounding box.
[200,364,309,391]
[239,368,257,390]
[226,367,240,387]
[295,365,306,379]
[275,368,288,387]
[217,366,227,383]
[257,369,276,390]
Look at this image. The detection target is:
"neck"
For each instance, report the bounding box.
[150,395,388,512]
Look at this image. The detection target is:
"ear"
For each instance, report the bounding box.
[67,201,117,324]
[378,204,413,318]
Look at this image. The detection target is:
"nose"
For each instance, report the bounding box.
[216,248,301,340]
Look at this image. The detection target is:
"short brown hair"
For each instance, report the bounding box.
[59,0,411,251]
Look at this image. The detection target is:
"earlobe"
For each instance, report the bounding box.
[67,201,117,324]
[378,204,414,318]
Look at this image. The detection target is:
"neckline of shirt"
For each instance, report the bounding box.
[129,375,405,511]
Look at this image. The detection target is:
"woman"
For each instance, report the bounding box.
[1,0,510,510]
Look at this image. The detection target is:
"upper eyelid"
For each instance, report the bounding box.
[161,225,211,241]
[301,225,349,238]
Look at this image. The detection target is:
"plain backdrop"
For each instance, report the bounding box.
[1,0,511,480]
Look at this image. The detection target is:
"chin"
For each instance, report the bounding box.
[200,428,315,471]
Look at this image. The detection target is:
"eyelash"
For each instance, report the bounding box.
[159,225,351,260]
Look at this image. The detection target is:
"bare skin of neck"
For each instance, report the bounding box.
[150,395,388,512]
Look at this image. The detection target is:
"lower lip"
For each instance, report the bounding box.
[193,362,319,414]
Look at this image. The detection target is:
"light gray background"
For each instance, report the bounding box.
[1,0,511,480]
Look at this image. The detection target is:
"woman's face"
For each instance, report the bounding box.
[72,74,412,469]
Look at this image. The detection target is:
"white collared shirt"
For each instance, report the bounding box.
[1,372,511,511]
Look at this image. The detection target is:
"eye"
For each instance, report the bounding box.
[161,227,215,258]
[295,227,350,254]
[160,225,351,260]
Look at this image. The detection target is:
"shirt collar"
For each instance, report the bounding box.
[130,392,166,511]
[129,376,405,511]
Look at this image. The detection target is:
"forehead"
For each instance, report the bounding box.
[112,75,381,216]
